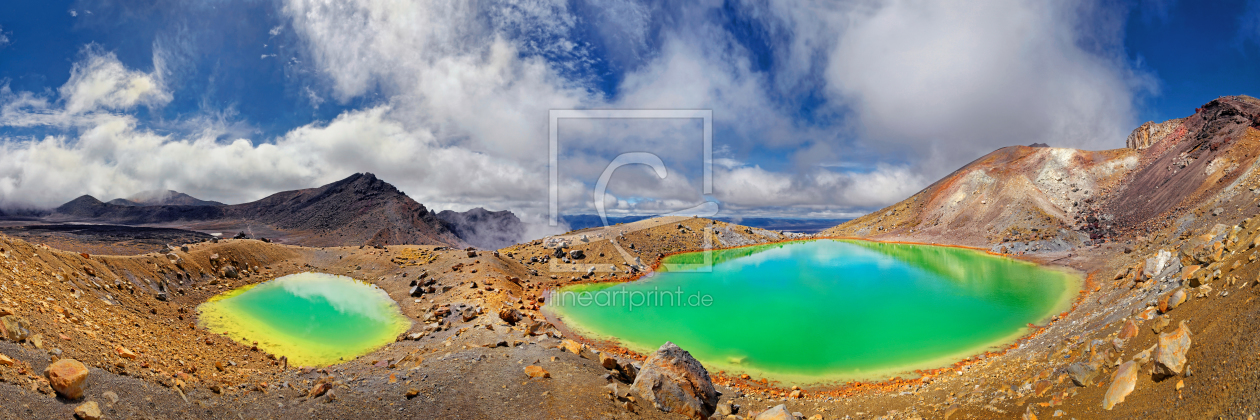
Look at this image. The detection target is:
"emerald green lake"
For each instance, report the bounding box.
[197,273,411,367]
[546,240,1078,383]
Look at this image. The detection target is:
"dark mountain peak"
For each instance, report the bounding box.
[42,174,467,248]
[64,195,104,206]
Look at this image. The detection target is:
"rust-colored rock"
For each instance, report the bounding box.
[599,353,619,370]
[1118,319,1139,340]
[1034,380,1053,397]
[0,352,13,366]
[498,307,521,325]
[308,382,331,398]
[1159,289,1187,313]
[114,346,137,359]
[630,342,718,419]
[561,339,583,355]
[524,365,550,378]
[1181,265,1200,281]
[45,359,90,400]
[1103,361,1137,410]
[1153,321,1192,378]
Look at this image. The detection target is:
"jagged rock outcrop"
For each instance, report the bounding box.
[1126,119,1184,150]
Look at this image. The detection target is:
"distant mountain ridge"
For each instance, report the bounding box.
[107,190,225,207]
[48,173,470,248]
[436,208,525,250]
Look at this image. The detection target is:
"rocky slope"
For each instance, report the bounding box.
[823,95,1260,254]
[46,173,467,248]
[817,95,1260,418]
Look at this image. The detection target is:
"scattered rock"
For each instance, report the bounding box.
[599,353,620,370]
[1118,319,1139,340]
[74,401,102,420]
[716,401,737,416]
[45,359,90,400]
[308,382,331,398]
[0,353,11,366]
[629,342,718,419]
[1103,361,1137,410]
[405,388,420,399]
[562,339,584,355]
[0,315,31,342]
[1159,289,1186,313]
[1067,362,1099,387]
[101,391,118,404]
[498,308,522,325]
[1034,380,1052,397]
[1151,316,1170,334]
[754,404,793,420]
[114,346,137,359]
[1153,321,1191,379]
[524,365,550,378]
[568,249,585,259]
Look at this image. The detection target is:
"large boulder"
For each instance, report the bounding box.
[630,342,718,419]
[1102,361,1137,410]
[45,359,90,400]
[1153,321,1191,379]
[1178,225,1229,265]
[1142,249,1173,279]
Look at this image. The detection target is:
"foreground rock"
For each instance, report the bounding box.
[1103,361,1138,410]
[0,314,31,342]
[74,401,102,420]
[1153,321,1192,379]
[45,359,90,400]
[754,404,794,420]
[630,342,718,419]
[524,365,550,378]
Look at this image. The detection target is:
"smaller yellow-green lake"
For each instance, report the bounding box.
[197,272,410,366]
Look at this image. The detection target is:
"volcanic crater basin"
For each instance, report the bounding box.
[196,272,411,367]
[546,239,1081,384]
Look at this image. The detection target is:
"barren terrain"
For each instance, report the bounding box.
[3,97,1260,419]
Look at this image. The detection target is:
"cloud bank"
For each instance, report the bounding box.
[0,0,1154,224]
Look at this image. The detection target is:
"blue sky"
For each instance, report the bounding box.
[1,0,1258,226]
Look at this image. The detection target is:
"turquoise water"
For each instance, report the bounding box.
[546,240,1078,383]
[197,273,411,366]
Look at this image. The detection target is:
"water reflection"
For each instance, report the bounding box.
[278,274,396,322]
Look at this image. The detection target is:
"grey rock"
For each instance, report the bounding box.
[1067,362,1099,387]
[630,342,718,419]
